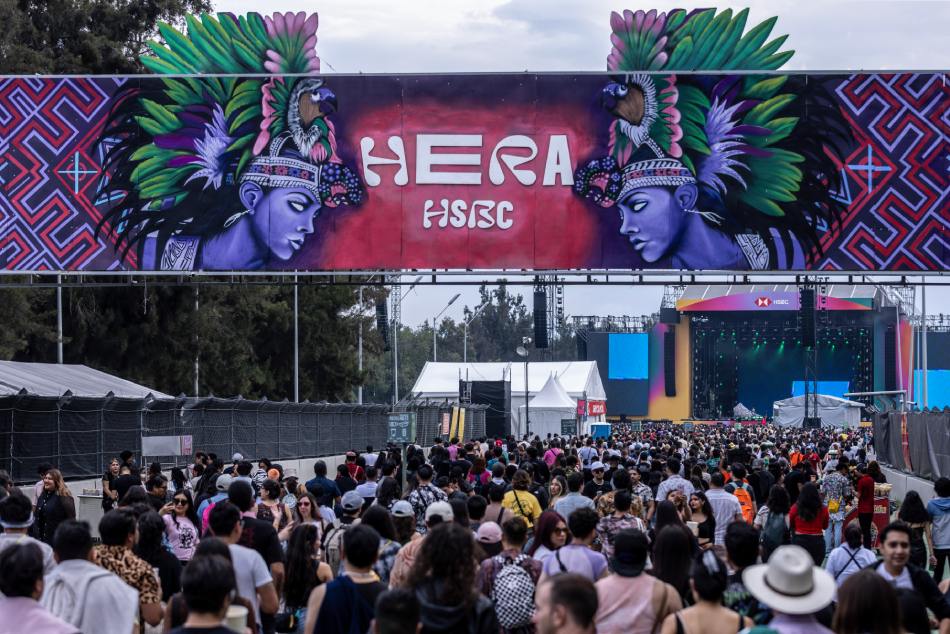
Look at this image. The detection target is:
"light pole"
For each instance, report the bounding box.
[432,293,461,361]
[463,302,488,363]
[393,275,423,406]
[516,337,531,439]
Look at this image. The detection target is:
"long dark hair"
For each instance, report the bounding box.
[360,506,397,541]
[170,468,187,492]
[832,570,902,634]
[376,477,400,509]
[652,525,693,600]
[170,489,199,529]
[405,522,477,607]
[766,484,791,516]
[796,483,822,522]
[134,511,168,566]
[284,524,321,608]
[898,491,929,524]
[689,491,716,533]
[653,500,685,535]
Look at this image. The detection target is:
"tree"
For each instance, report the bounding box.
[463,282,534,362]
[0,0,212,74]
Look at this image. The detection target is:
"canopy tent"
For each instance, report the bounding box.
[518,374,577,439]
[772,394,864,428]
[410,361,606,435]
[0,360,170,399]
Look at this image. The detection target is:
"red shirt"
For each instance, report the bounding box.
[789,503,829,535]
[857,475,875,513]
[346,462,364,482]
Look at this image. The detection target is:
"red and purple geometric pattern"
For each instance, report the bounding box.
[825,73,948,271]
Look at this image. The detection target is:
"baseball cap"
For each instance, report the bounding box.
[231,453,244,462]
[425,501,454,523]
[391,500,413,517]
[590,461,605,471]
[215,474,233,492]
[476,521,502,544]
[341,490,364,512]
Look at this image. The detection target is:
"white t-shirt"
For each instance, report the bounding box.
[0,533,56,574]
[229,543,273,624]
[41,558,139,634]
[363,454,378,468]
[355,481,378,499]
[705,488,743,545]
[876,562,914,591]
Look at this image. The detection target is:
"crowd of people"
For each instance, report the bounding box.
[2,424,950,634]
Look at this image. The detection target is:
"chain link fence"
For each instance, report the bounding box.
[0,395,487,483]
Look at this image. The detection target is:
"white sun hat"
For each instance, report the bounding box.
[742,545,836,615]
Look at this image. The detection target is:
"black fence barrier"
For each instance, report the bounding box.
[874,408,950,480]
[0,395,487,483]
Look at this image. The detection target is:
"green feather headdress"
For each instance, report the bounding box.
[97,12,361,259]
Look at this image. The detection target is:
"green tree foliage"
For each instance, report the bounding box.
[0,0,212,74]
[359,282,576,404]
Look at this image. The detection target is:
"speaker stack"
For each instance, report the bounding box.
[533,289,549,349]
[799,288,816,348]
[375,301,390,349]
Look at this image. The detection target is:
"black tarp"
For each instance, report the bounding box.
[874,409,950,480]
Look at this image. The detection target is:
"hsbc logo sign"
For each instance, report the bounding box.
[754,296,791,308]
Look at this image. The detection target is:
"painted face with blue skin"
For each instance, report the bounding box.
[239,182,322,261]
[617,183,697,263]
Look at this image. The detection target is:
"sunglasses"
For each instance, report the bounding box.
[173,499,188,506]
[553,527,568,534]
[298,501,312,507]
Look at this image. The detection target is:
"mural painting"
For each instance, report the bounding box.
[0,9,945,273]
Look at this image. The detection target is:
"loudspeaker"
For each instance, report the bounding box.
[533,290,549,349]
[375,301,389,348]
[803,417,822,429]
[660,307,680,324]
[576,336,587,360]
[799,288,816,348]
[884,327,896,391]
[664,328,677,397]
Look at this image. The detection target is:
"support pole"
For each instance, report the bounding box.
[524,358,530,440]
[293,273,299,403]
[922,284,928,408]
[193,286,199,397]
[357,285,363,404]
[56,274,63,364]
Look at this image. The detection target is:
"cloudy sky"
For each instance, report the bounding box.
[218,0,949,326]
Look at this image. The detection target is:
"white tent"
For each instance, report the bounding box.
[410,361,606,434]
[518,374,577,439]
[772,394,864,428]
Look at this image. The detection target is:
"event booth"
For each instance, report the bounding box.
[517,374,578,438]
[410,361,606,436]
[772,394,864,428]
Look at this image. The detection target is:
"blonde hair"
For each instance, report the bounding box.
[46,468,72,498]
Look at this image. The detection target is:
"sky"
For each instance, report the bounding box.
[218,0,950,327]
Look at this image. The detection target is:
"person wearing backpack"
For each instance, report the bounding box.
[322,490,364,575]
[477,517,542,634]
[723,464,756,525]
[754,485,791,562]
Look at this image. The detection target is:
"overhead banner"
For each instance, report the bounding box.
[0,11,945,273]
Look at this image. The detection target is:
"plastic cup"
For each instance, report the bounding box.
[225,604,248,633]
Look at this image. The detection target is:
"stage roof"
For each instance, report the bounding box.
[677,284,884,312]
[0,361,171,399]
[410,361,606,402]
